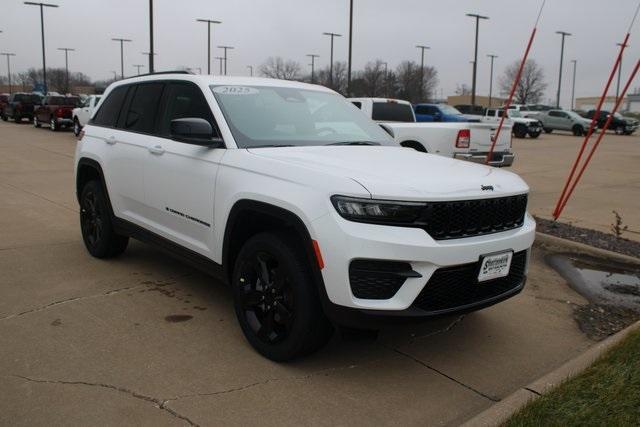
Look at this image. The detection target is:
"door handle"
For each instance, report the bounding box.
[148,145,165,155]
[106,136,117,145]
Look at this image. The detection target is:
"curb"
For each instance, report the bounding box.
[534,232,640,264]
[462,319,640,427]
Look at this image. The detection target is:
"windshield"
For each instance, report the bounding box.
[211,85,395,148]
[372,101,415,122]
[438,105,463,115]
[509,110,523,118]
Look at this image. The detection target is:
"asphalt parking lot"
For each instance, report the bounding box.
[0,121,636,426]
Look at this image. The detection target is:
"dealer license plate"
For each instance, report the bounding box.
[478,251,513,282]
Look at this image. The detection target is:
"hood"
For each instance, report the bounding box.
[247,146,529,201]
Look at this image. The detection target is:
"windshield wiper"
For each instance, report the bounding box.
[326,141,380,146]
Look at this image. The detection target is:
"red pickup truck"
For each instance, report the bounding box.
[33,95,81,131]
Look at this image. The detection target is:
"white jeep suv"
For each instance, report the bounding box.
[74,72,536,361]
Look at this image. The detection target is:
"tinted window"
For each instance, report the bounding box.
[372,102,414,122]
[415,105,437,115]
[92,85,129,127]
[14,94,42,103]
[549,111,561,117]
[123,83,165,133]
[158,82,214,137]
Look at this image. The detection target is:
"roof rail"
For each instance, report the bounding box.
[120,70,195,80]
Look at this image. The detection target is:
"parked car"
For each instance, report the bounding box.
[33,95,81,131]
[534,109,593,136]
[585,110,638,135]
[1,92,42,123]
[0,93,9,119]
[483,108,542,138]
[75,73,535,360]
[350,97,514,166]
[414,103,475,122]
[72,94,102,136]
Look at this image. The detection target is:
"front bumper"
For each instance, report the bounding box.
[312,212,536,325]
[454,152,515,167]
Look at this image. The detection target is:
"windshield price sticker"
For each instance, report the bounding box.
[213,86,259,95]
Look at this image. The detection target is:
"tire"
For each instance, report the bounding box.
[615,125,625,135]
[79,180,129,258]
[232,231,333,361]
[528,131,541,139]
[73,118,82,136]
[543,128,553,134]
[1,113,7,122]
[33,116,41,128]
[572,125,584,137]
[14,114,21,123]
[50,117,58,132]
[513,125,527,139]
[401,141,427,153]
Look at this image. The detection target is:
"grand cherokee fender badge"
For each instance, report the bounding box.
[165,207,211,228]
[481,185,494,191]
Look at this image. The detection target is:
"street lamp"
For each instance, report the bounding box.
[381,61,388,97]
[323,32,342,88]
[616,42,628,102]
[246,65,253,76]
[1,53,16,94]
[196,19,222,75]
[24,2,59,94]
[215,56,224,75]
[487,54,498,107]
[133,64,144,75]
[112,38,132,79]
[555,31,571,108]
[148,0,154,73]
[466,13,489,106]
[306,54,319,83]
[57,47,75,93]
[571,59,577,110]
[416,45,430,100]
[347,0,354,95]
[217,45,234,75]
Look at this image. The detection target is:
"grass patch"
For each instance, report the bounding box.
[505,329,640,426]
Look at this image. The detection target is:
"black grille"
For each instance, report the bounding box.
[412,251,527,314]
[349,260,416,300]
[419,194,527,240]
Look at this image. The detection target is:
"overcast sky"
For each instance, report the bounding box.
[1,0,639,106]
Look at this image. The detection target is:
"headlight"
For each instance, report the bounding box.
[331,195,425,224]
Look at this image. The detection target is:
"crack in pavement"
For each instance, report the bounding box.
[391,348,500,402]
[13,375,199,426]
[523,387,541,396]
[409,315,465,343]
[0,285,145,321]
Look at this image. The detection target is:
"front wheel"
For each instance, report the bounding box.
[614,125,625,135]
[33,116,41,128]
[79,180,129,258]
[50,117,58,132]
[73,118,82,136]
[232,232,333,361]
[513,125,527,139]
[572,125,584,137]
[14,114,21,123]
[528,131,541,139]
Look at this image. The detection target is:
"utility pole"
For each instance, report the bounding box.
[307,54,319,83]
[416,45,430,100]
[616,42,627,102]
[555,31,571,108]
[215,57,224,75]
[112,38,132,79]
[323,32,342,88]
[57,47,75,93]
[148,0,154,73]
[466,13,489,106]
[133,64,144,75]
[571,59,577,110]
[196,19,221,75]
[487,54,498,107]
[246,65,253,76]
[111,71,117,81]
[24,2,59,93]
[218,45,234,75]
[1,53,16,94]
[347,0,354,95]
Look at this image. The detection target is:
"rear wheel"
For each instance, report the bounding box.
[33,116,41,128]
[401,141,427,153]
[1,113,7,122]
[528,131,541,139]
[572,125,584,137]
[14,113,21,123]
[543,128,553,134]
[73,118,82,136]
[79,180,129,258]
[615,125,625,135]
[50,117,58,132]
[232,232,333,361]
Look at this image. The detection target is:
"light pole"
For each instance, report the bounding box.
[196,19,221,75]
[571,59,577,110]
[24,2,59,93]
[307,54,319,83]
[148,0,154,73]
[218,45,234,75]
[57,47,74,93]
[323,32,342,88]
[382,61,388,97]
[416,45,430,100]
[1,53,16,94]
[112,38,132,79]
[111,71,117,81]
[347,0,354,95]
[215,57,224,75]
[466,13,489,106]
[616,42,627,102]
[247,65,253,76]
[133,64,144,75]
[555,31,571,108]
[487,54,498,107]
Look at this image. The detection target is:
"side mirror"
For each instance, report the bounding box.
[170,118,224,147]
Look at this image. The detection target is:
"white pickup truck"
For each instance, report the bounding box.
[482,108,543,139]
[350,98,514,167]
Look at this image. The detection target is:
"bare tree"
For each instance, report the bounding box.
[259,57,302,80]
[391,61,438,103]
[455,84,471,96]
[499,59,548,104]
[361,60,387,96]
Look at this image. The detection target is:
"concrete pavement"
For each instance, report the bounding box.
[0,121,624,426]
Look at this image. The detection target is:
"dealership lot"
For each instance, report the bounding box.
[0,121,637,425]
